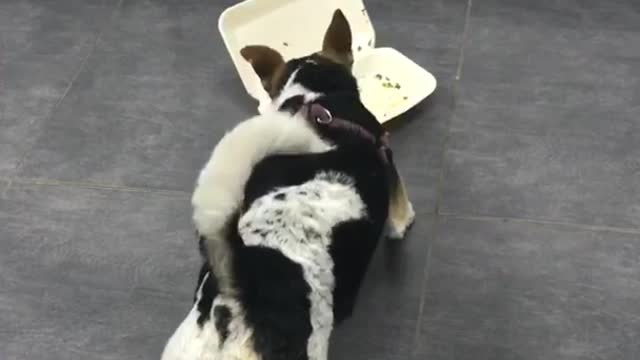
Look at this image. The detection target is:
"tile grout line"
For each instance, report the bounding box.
[413,0,474,355]
[411,219,435,359]
[434,0,473,217]
[455,0,473,81]
[0,176,189,198]
[10,0,126,179]
[439,212,640,236]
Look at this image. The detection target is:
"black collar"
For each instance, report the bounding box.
[279,95,391,165]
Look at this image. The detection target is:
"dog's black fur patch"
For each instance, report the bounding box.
[195,263,218,327]
[226,219,312,360]
[213,305,232,346]
[272,54,359,99]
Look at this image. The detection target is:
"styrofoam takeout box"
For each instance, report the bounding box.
[219,0,437,123]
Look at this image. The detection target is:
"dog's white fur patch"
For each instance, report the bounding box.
[269,68,321,113]
[238,171,367,360]
[192,110,332,292]
[161,273,218,360]
[161,273,260,360]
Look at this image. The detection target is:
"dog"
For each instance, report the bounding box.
[161,10,415,360]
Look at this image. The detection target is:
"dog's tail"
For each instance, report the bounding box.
[192,110,331,293]
[196,211,243,296]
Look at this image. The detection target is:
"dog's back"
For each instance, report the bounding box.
[164,111,389,360]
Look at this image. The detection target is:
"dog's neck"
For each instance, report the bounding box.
[268,68,321,113]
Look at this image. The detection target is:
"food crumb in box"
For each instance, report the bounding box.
[283,42,288,46]
[357,45,362,51]
[358,73,410,120]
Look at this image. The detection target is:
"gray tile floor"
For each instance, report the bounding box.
[1,0,639,359]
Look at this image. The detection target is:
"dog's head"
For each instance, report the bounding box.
[241,9,356,110]
[242,9,414,240]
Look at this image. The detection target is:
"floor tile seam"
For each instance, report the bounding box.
[454,0,473,81]
[412,1,474,357]
[411,218,435,359]
[0,176,190,198]
[438,211,640,235]
[433,0,472,216]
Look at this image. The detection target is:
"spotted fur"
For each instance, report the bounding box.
[239,171,366,359]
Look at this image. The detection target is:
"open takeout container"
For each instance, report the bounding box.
[218,0,437,123]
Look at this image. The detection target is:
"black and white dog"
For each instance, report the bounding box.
[161,10,414,360]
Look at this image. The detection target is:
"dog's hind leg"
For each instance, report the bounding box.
[387,175,415,239]
[385,158,415,240]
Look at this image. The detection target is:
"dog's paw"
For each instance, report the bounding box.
[386,201,415,240]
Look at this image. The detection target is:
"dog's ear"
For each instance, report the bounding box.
[241,45,285,93]
[321,9,353,66]
[384,148,415,239]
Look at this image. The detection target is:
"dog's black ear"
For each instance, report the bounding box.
[241,45,285,93]
[322,9,353,66]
